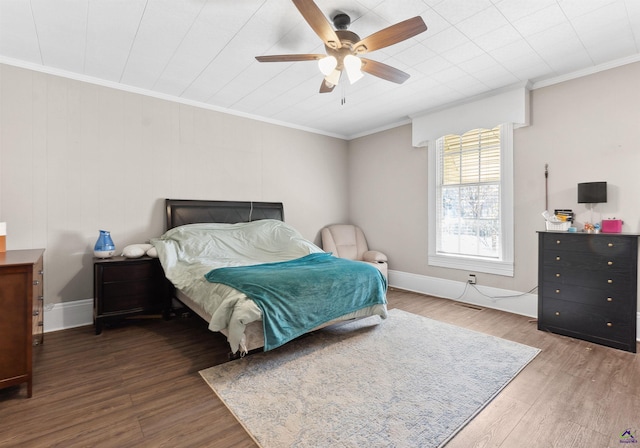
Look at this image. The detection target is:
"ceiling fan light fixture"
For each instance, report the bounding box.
[344,54,364,84]
[325,69,341,87]
[318,56,337,75]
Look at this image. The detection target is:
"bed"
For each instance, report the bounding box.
[152,199,388,356]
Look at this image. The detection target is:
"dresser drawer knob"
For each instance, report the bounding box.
[39,270,44,275]
[38,295,43,301]
[607,261,613,266]
[38,321,43,327]
[555,273,561,277]
[555,289,560,294]
[606,322,613,327]
[555,312,560,316]
[607,297,613,302]
[556,256,561,261]
[608,243,614,247]
[33,310,39,316]
[607,279,613,284]
[556,240,561,245]
[33,280,40,286]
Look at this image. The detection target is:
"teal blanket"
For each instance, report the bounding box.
[204,253,387,351]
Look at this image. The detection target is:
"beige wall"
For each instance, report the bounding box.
[2,61,639,312]
[0,64,349,305]
[349,62,640,307]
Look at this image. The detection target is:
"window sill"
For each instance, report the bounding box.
[428,253,514,277]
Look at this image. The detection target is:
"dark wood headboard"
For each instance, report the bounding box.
[165,199,284,230]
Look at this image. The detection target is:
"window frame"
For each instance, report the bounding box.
[428,123,514,277]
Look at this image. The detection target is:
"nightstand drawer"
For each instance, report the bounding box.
[102,262,155,282]
[101,282,157,314]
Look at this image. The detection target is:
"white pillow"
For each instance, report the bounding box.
[146,246,158,258]
[122,244,153,258]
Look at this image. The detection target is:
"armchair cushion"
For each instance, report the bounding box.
[363,250,387,263]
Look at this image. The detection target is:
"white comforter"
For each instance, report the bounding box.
[151,220,325,352]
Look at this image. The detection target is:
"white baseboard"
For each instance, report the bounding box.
[42,272,640,343]
[44,298,93,333]
[387,269,640,342]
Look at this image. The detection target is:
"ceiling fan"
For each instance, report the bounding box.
[255,0,428,93]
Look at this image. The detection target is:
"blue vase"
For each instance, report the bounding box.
[94,230,115,258]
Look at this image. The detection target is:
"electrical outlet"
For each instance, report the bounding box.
[468,274,476,284]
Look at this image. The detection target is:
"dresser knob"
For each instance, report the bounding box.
[608,243,614,247]
[556,256,561,261]
[555,312,560,316]
[607,261,613,266]
[33,310,39,316]
[555,273,561,278]
[38,296,43,301]
[556,240,561,244]
[39,270,44,275]
[606,322,613,327]
[607,279,613,284]
[33,280,40,286]
[555,289,560,294]
[607,297,613,302]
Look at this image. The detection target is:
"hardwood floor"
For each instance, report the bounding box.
[1,288,638,447]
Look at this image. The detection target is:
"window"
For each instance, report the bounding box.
[428,123,514,276]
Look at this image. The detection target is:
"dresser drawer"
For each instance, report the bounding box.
[541,265,634,291]
[541,282,630,314]
[540,298,634,343]
[541,249,631,271]
[541,233,634,256]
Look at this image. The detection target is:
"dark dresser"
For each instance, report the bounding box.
[538,231,638,352]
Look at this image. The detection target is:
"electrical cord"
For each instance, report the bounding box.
[455,281,538,302]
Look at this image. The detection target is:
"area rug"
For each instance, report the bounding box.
[200,308,540,448]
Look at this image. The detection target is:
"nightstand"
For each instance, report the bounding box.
[93,256,171,335]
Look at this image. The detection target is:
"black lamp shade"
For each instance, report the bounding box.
[578,181,607,203]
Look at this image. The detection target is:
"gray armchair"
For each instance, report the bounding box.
[321,224,388,279]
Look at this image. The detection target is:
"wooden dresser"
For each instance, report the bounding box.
[0,249,45,397]
[538,232,638,352]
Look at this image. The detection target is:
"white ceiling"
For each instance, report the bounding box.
[1,0,639,139]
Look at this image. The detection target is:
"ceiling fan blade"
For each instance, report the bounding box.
[292,0,341,49]
[360,58,410,84]
[354,16,427,53]
[255,54,325,62]
[319,79,335,93]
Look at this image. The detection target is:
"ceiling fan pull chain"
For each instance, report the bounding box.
[341,83,346,105]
